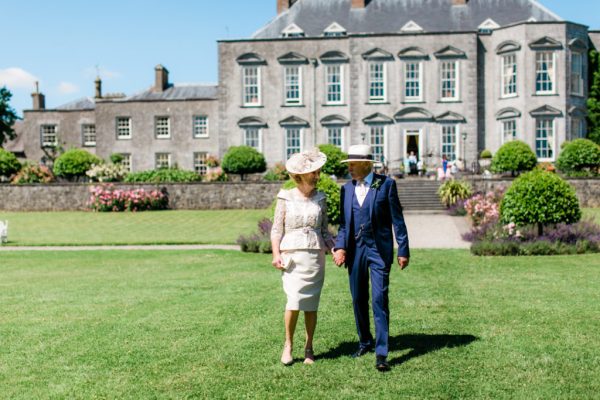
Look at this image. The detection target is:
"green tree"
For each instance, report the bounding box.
[587,49,600,144]
[556,138,600,176]
[221,146,266,180]
[318,144,348,178]
[500,170,581,236]
[0,147,21,178]
[53,149,103,181]
[0,87,19,148]
[491,140,538,177]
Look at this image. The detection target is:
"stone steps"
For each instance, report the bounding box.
[395,179,444,211]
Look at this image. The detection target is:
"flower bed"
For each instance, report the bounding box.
[88,184,168,212]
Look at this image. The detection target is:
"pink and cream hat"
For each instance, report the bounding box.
[285,148,327,175]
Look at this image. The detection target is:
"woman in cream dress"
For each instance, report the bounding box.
[271,149,334,366]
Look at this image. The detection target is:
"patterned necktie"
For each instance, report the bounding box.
[356,180,368,207]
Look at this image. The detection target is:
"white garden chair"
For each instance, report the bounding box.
[0,220,8,244]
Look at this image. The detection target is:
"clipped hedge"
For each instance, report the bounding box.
[53,149,102,180]
[556,139,600,177]
[500,170,581,235]
[124,168,202,183]
[491,140,537,176]
[222,146,266,180]
[318,144,348,178]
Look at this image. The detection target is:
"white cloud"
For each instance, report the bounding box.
[83,66,122,80]
[0,67,38,89]
[57,81,79,94]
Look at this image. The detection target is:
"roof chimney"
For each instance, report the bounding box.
[94,77,102,99]
[277,0,298,14]
[351,0,367,8]
[154,65,169,92]
[452,0,469,5]
[31,81,45,110]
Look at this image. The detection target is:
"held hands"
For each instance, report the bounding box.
[398,256,409,270]
[332,249,346,267]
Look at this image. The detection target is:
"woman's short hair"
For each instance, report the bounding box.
[290,173,303,184]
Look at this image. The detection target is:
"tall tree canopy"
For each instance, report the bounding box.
[0,87,19,148]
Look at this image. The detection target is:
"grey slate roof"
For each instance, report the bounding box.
[56,97,95,111]
[252,0,562,39]
[124,84,218,102]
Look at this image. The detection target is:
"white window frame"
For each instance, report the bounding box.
[284,65,302,105]
[404,61,423,102]
[326,126,344,149]
[155,116,171,139]
[369,125,387,163]
[40,124,58,147]
[243,127,262,152]
[155,153,172,169]
[193,152,208,175]
[325,64,343,104]
[535,51,556,95]
[120,153,132,172]
[82,124,96,147]
[368,62,387,103]
[285,127,303,159]
[441,124,459,161]
[501,119,517,144]
[501,53,518,98]
[116,117,132,140]
[571,51,584,97]
[193,115,209,138]
[535,118,555,161]
[242,66,261,106]
[440,60,459,101]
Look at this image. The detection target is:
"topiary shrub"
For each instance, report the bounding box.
[53,149,103,181]
[437,180,473,208]
[500,170,581,236]
[109,153,125,165]
[479,149,492,159]
[221,146,266,180]
[556,138,600,177]
[491,140,537,176]
[280,173,341,225]
[318,144,348,178]
[0,148,21,178]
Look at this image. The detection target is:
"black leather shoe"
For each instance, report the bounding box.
[375,355,390,372]
[352,346,373,358]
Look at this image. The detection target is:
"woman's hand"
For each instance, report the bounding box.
[272,255,285,271]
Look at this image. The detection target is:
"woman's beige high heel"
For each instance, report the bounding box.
[281,344,293,366]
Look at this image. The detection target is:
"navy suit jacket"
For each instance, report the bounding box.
[334,174,410,266]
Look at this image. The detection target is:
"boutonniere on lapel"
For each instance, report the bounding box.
[370,178,383,190]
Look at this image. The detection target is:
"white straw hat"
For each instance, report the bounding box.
[285,148,327,174]
[341,144,374,163]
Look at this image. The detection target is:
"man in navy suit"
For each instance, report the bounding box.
[333,144,410,371]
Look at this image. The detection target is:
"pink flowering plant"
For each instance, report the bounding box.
[88,184,168,212]
[464,189,503,227]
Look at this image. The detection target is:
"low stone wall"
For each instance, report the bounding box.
[0,182,282,211]
[467,177,600,208]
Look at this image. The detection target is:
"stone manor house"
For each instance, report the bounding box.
[10,0,600,174]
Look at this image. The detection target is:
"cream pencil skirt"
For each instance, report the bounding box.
[281,250,325,312]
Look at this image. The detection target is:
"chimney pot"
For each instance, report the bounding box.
[154,65,169,92]
[31,82,45,110]
[95,77,102,99]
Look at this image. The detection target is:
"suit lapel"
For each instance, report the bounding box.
[369,174,382,219]
[346,181,355,228]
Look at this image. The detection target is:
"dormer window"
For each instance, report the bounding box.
[400,20,424,33]
[478,18,499,34]
[282,23,305,38]
[324,22,347,37]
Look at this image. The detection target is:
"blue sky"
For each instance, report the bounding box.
[1,0,599,116]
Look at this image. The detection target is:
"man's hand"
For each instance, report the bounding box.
[333,249,346,267]
[272,255,285,271]
[398,256,409,270]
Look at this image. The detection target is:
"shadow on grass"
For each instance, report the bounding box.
[319,333,478,366]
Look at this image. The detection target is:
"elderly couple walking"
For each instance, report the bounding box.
[270,144,410,372]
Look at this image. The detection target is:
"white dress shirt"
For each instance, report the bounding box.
[355,172,374,207]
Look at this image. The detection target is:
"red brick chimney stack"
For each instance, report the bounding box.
[452,0,469,5]
[352,0,367,8]
[31,81,45,110]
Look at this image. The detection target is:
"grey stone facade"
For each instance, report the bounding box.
[12,0,598,175]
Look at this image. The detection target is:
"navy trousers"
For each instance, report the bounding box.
[349,241,391,357]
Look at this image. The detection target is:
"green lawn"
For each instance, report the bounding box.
[1,249,598,399]
[0,210,270,246]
